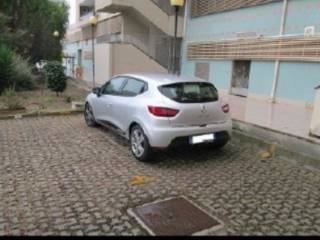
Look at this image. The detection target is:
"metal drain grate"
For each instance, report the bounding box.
[128,197,223,236]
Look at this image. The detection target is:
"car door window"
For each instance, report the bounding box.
[101,77,127,95]
[121,78,147,97]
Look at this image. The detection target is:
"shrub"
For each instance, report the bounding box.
[11,54,36,91]
[0,45,36,93]
[0,45,13,94]
[0,88,24,110]
[44,61,67,96]
[64,96,72,103]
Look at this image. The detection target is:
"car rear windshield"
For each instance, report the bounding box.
[159,82,219,103]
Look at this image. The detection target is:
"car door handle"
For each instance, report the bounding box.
[106,104,112,108]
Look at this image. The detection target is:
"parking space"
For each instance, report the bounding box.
[0,116,320,235]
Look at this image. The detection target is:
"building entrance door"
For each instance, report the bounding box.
[231,60,251,97]
[77,49,82,67]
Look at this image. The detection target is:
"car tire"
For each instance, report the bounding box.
[84,103,97,127]
[130,125,154,162]
[212,139,229,149]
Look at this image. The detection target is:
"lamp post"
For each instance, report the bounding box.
[170,0,185,75]
[53,30,60,38]
[89,15,98,88]
[53,30,60,55]
[53,30,61,61]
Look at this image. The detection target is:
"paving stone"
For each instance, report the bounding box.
[73,230,84,236]
[0,116,319,236]
[87,231,101,236]
[102,224,111,233]
[85,224,99,233]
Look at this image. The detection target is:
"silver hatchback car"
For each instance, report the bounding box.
[85,73,232,161]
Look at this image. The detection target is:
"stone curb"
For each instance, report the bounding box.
[0,110,84,120]
[232,119,320,169]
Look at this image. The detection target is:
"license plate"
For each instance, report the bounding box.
[190,134,215,145]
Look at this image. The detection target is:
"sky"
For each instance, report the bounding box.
[67,0,76,25]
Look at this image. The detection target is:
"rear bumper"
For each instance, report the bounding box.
[170,131,230,148]
[146,119,232,148]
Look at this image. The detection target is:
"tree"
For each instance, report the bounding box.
[0,45,13,94]
[0,13,25,51]
[0,0,69,63]
[44,61,67,96]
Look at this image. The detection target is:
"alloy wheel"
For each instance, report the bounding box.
[131,128,145,158]
[85,104,95,126]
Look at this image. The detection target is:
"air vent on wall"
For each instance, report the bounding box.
[305,26,315,37]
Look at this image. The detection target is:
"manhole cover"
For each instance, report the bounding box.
[128,197,223,236]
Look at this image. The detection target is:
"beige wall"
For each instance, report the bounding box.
[122,14,149,47]
[95,43,112,85]
[111,44,167,75]
[94,43,167,86]
[95,0,184,37]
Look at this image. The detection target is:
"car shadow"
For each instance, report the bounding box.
[96,125,129,147]
[94,124,233,166]
[149,145,231,166]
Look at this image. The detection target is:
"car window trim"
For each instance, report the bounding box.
[119,77,148,97]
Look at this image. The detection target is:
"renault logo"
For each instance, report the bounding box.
[201,105,207,114]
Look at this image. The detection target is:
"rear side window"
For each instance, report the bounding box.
[159,82,219,103]
[122,78,147,97]
[101,77,127,95]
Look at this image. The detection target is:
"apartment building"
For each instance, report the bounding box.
[64,0,185,85]
[181,0,320,107]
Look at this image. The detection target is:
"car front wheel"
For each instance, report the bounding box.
[130,125,153,162]
[84,103,97,127]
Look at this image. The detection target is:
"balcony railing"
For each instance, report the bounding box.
[66,14,123,43]
[95,0,113,12]
[79,11,94,21]
[123,33,182,72]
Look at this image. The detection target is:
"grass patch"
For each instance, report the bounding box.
[0,77,90,117]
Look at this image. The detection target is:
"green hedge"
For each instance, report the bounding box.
[44,61,67,95]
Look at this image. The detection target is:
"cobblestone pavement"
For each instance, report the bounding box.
[1,116,320,236]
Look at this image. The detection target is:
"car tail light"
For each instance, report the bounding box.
[148,106,179,117]
[222,104,230,113]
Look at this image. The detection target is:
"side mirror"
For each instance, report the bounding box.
[92,87,101,97]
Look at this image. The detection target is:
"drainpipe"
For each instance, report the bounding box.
[179,0,189,75]
[270,0,288,102]
[183,0,189,38]
[172,6,179,74]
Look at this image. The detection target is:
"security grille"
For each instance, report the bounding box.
[188,35,320,62]
[191,0,281,18]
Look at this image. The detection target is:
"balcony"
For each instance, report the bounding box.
[84,14,123,41]
[95,0,184,37]
[79,0,94,7]
[95,13,182,72]
[95,0,125,13]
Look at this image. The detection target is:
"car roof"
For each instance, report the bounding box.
[118,73,208,86]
